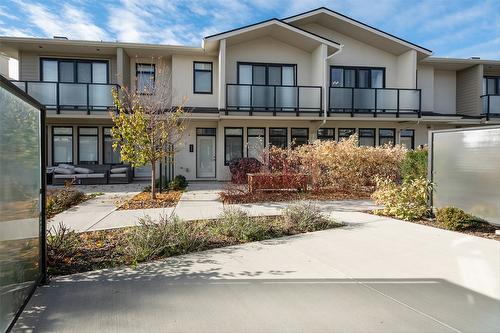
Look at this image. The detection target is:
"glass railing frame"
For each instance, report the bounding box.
[480,94,500,120]
[329,86,422,118]
[11,80,119,114]
[225,83,323,116]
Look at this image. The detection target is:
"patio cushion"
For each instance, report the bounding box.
[110,167,128,174]
[74,167,93,174]
[86,173,105,178]
[58,164,75,169]
[54,167,75,175]
[109,173,126,178]
[54,174,87,179]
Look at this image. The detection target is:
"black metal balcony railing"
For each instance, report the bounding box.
[329,87,421,117]
[481,94,500,120]
[226,84,322,116]
[11,81,118,114]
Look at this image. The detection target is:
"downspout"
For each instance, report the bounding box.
[318,45,343,129]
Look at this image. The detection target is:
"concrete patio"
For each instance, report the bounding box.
[14,214,500,332]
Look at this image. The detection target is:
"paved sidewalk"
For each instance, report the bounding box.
[15,215,500,332]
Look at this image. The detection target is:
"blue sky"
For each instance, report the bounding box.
[1,0,499,59]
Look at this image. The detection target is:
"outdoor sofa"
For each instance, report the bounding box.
[51,164,132,185]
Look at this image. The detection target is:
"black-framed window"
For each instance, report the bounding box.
[338,128,356,141]
[330,66,385,88]
[317,128,335,141]
[483,76,500,95]
[379,128,396,146]
[400,129,415,149]
[196,128,216,136]
[78,127,98,164]
[52,127,73,165]
[247,127,265,159]
[359,128,376,147]
[291,128,309,147]
[103,127,121,164]
[269,128,287,148]
[194,62,213,94]
[41,58,109,83]
[224,128,243,165]
[136,63,155,93]
[238,62,296,86]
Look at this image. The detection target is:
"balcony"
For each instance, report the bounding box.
[481,95,500,120]
[329,87,421,117]
[226,84,322,116]
[11,81,118,114]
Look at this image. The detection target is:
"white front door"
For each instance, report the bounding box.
[197,135,216,178]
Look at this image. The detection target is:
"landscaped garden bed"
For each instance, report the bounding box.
[47,203,342,276]
[47,185,103,219]
[118,191,182,209]
[407,217,499,240]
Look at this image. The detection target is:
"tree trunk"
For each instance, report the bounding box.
[151,160,157,200]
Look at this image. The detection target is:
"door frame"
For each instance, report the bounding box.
[196,127,217,178]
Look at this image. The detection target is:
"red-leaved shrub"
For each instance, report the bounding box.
[228,158,262,184]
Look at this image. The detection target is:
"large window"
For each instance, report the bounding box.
[52,127,73,165]
[247,128,265,159]
[103,127,121,164]
[193,62,213,94]
[379,129,396,146]
[136,64,155,93]
[238,63,296,86]
[224,128,243,165]
[291,128,309,147]
[338,128,356,141]
[317,128,335,141]
[483,76,500,95]
[400,129,415,149]
[330,66,385,88]
[78,127,98,164]
[359,128,375,147]
[41,58,109,83]
[269,128,287,148]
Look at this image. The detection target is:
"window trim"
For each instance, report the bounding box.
[483,76,500,95]
[52,126,73,165]
[317,128,335,141]
[338,128,356,141]
[291,127,309,147]
[379,128,396,146]
[237,62,297,86]
[247,127,266,158]
[40,57,109,84]
[224,127,244,165]
[136,63,156,94]
[77,126,99,165]
[269,127,288,148]
[400,129,415,150]
[358,128,376,147]
[102,127,121,165]
[330,66,386,88]
[193,61,213,94]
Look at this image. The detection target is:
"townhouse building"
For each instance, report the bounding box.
[0,7,498,181]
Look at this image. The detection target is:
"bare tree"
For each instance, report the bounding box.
[111,57,189,199]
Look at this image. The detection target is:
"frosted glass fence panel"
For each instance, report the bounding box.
[329,87,352,109]
[27,82,57,106]
[299,87,321,110]
[276,86,297,109]
[399,89,420,111]
[0,79,44,331]
[376,89,397,110]
[251,86,274,108]
[354,89,375,109]
[431,127,500,226]
[89,84,115,108]
[59,83,87,106]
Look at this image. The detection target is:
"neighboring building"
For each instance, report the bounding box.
[0,7,499,181]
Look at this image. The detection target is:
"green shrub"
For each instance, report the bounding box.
[282,202,337,232]
[372,177,432,221]
[436,207,482,231]
[214,208,274,241]
[47,223,81,261]
[169,175,188,190]
[401,147,428,181]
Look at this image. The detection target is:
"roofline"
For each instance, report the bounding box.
[422,57,500,65]
[283,7,432,54]
[204,18,341,48]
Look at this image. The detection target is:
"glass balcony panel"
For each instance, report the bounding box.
[276,86,297,109]
[227,85,250,108]
[59,83,87,106]
[27,82,57,106]
[89,84,114,107]
[299,87,321,110]
[376,89,397,110]
[353,88,375,109]
[490,96,500,115]
[330,87,352,109]
[12,81,26,92]
[251,85,274,108]
[399,89,420,111]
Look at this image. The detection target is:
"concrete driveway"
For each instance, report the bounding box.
[14,215,500,333]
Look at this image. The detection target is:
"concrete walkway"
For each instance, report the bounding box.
[14,215,500,332]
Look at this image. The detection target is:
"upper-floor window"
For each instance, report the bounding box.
[483,76,499,95]
[136,64,155,93]
[41,58,108,83]
[330,66,385,88]
[193,62,213,94]
[238,63,296,86]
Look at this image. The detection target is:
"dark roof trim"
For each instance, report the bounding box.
[204,18,341,47]
[283,7,432,53]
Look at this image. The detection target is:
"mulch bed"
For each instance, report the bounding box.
[118,191,182,210]
[410,217,499,241]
